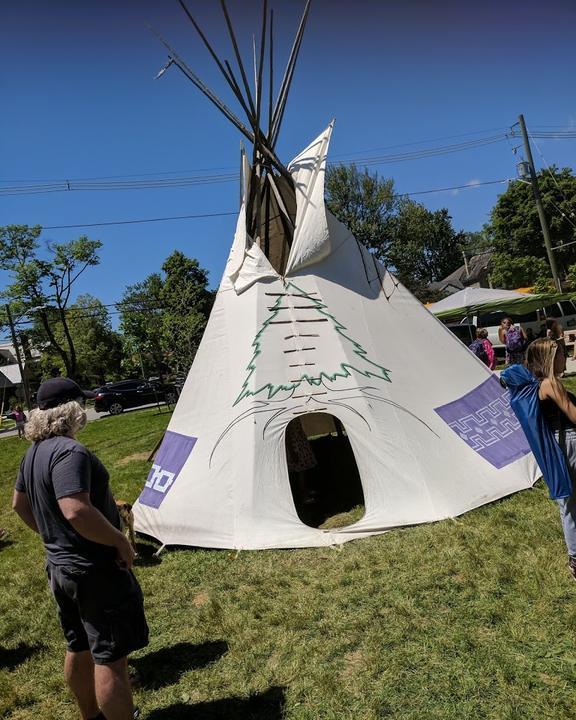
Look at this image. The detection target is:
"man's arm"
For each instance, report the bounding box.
[58,492,134,569]
[541,378,576,425]
[12,490,40,534]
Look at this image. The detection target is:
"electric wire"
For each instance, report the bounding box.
[528,129,576,210]
[34,179,510,230]
[0,133,512,196]
[2,129,573,197]
[12,304,168,327]
[43,211,239,230]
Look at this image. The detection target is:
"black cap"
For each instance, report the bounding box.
[36,378,96,410]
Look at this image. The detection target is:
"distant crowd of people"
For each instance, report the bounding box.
[468,316,569,373]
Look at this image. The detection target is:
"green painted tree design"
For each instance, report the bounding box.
[234,282,391,405]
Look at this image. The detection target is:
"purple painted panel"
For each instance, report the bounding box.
[434,375,530,469]
[138,431,197,509]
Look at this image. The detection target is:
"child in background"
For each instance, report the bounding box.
[499,317,527,365]
[469,328,495,370]
[477,328,496,370]
[13,406,26,439]
[546,318,568,372]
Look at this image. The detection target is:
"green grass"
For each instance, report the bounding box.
[2,407,576,719]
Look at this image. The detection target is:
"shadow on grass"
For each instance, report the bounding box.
[131,641,228,689]
[134,541,162,567]
[0,539,15,551]
[146,686,286,719]
[0,643,44,670]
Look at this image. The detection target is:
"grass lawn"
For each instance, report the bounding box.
[2,407,576,719]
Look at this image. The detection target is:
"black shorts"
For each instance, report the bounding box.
[46,563,149,665]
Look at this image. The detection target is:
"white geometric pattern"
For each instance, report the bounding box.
[447,393,521,452]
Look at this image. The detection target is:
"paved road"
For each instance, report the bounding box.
[0,402,171,439]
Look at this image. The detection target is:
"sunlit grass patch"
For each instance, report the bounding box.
[2,406,576,719]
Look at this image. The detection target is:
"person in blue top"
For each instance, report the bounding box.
[502,338,576,580]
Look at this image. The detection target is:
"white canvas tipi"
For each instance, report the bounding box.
[133,123,538,550]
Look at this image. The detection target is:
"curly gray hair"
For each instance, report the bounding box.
[24,401,87,442]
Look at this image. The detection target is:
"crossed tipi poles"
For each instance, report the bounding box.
[152,0,312,261]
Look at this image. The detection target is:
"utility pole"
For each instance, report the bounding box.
[5,304,32,410]
[518,114,562,292]
[462,250,470,279]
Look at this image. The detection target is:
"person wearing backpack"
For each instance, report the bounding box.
[468,330,490,368]
[476,328,496,370]
[498,317,527,365]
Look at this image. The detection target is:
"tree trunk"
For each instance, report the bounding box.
[38,312,73,377]
[57,307,78,380]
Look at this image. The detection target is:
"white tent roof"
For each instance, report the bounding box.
[0,363,21,387]
[133,126,537,550]
[429,287,530,314]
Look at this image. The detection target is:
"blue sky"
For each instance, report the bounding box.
[2,0,575,329]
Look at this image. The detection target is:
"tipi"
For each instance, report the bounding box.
[134,1,538,550]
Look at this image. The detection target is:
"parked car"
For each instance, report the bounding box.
[457,299,576,353]
[93,379,179,415]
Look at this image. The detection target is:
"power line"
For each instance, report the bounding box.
[404,178,508,197]
[43,211,239,230]
[3,129,573,197]
[5,124,571,185]
[346,135,508,167]
[508,130,576,141]
[320,126,510,159]
[0,133,514,196]
[0,126,508,183]
[0,173,239,196]
[13,304,168,326]
[29,179,510,230]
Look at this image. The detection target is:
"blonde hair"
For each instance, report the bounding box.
[477,328,488,339]
[525,338,558,380]
[25,400,87,442]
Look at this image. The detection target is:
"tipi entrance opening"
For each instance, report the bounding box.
[286,414,365,529]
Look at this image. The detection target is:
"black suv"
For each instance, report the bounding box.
[94,380,179,415]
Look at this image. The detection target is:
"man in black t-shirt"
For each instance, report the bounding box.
[12,378,148,720]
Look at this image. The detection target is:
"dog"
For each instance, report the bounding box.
[116,500,137,556]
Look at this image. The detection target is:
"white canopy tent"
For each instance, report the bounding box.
[133,126,538,550]
[428,288,531,315]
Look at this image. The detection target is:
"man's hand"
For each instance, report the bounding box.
[58,492,135,566]
[115,534,135,571]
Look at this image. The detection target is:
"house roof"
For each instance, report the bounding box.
[430,251,493,294]
[0,363,21,387]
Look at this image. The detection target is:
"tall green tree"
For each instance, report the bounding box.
[119,273,165,377]
[119,251,214,377]
[326,166,465,299]
[0,225,102,380]
[325,164,396,261]
[160,251,214,374]
[387,199,465,298]
[35,295,123,386]
[489,167,576,273]
[488,254,550,290]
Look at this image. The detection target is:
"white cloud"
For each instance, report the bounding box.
[466,178,481,187]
